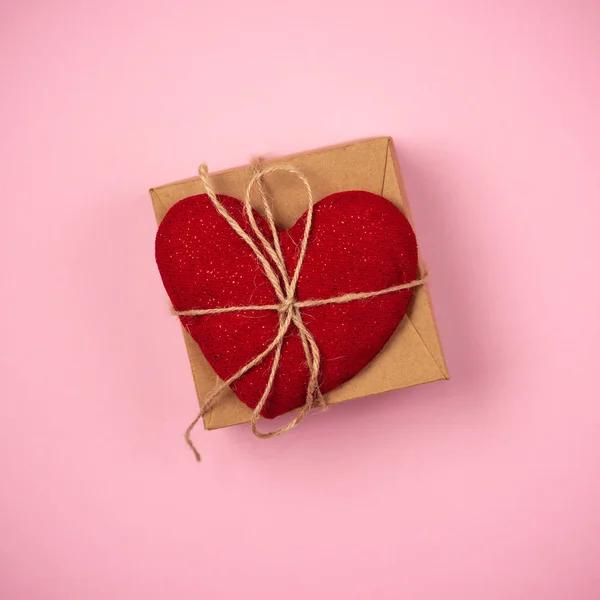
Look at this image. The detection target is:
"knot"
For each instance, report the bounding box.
[278,295,297,313]
[178,162,427,461]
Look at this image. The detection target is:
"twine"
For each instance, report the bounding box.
[175,162,427,461]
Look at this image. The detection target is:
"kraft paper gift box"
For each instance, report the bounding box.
[150,137,449,430]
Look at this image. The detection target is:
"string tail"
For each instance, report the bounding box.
[185,412,203,462]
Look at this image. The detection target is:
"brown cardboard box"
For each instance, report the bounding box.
[150,137,448,430]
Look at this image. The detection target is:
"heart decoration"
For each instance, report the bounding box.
[155,190,418,419]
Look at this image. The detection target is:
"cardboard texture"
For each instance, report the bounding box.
[150,137,448,430]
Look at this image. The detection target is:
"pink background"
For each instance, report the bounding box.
[1,1,600,598]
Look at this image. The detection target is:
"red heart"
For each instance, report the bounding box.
[155,191,418,419]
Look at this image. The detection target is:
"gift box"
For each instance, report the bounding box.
[150,137,448,431]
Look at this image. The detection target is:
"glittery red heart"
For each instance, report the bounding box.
[155,191,418,419]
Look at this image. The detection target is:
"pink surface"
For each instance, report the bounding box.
[1,1,599,598]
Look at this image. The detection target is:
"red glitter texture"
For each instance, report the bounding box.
[155,191,419,419]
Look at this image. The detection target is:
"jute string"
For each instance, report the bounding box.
[175,163,427,461]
